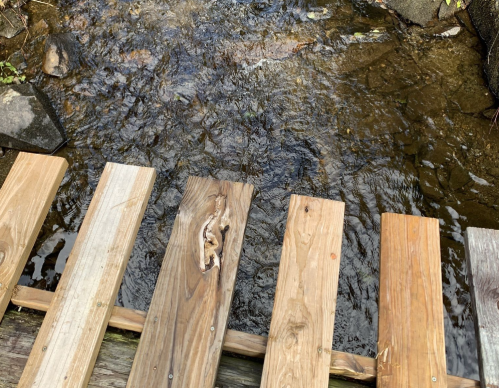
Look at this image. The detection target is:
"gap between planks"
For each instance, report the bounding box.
[10,285,479,388]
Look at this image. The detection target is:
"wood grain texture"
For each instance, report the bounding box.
[465,227,499,388]
[12,285,148,332]
[127,176,254,388]
[260,195,345,388]
[0,310,390,388]
[18,162,156,388]
[8,287,479,387]
[377,213,447,388]
[0,152,67,321]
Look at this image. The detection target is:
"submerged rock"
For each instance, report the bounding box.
[0,84,66,153]
[42,33,81,78]
[449,165,470,190]
[469,1,499,98]
[0,9,27,39]
[419,167,444,201]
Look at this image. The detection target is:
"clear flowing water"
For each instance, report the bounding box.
[4,0,499,379]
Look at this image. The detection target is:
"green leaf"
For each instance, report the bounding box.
[307,12,315,19]
[3,76,14,84]
[446,0,450,5]
[354,32,364,37]
[457,0,461,7]
[19,75,26,82]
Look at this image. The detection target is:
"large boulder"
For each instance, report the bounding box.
[0,84,66,153]
[383,0,442,26]
[469,1,499,98]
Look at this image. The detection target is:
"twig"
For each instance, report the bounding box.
[488,29,499,65]
[490,107,499,133]
[0,9,15,28]
[30,0,56,7]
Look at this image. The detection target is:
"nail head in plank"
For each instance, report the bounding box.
[0,152,67,322]
[260,195,345,388]
[9,286,479,387]
[126,176,253,388]
[17,162,156,388]
[465,227,499,388]
[377,213,447,388]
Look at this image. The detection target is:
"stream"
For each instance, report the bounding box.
[2,0,499,380]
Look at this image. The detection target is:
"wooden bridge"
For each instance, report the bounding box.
[0,152,495,388]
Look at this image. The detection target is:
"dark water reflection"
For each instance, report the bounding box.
[13,0,499,379]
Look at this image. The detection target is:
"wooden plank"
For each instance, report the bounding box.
[377,213,447,388]
[261,195,345,388]
[12,285,148,332]
[8,287,479,387]
[126,176,254,388]
[0,152,67,321]
[465,227,499,388]
[0,310,414,388]
[18,162,156,388]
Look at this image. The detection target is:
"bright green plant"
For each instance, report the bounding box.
[0,61,26,85]
[446,0,462,8]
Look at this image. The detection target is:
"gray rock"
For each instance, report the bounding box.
[419,167,444,200]
[449,165,470,190]
[469,1,499,98]
[42,33,81,78]
[0,84,66,153]
[438,1,458,20]
[383,0,440,26]
[0,9,27,39]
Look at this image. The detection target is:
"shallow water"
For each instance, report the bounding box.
[6,0,499,379]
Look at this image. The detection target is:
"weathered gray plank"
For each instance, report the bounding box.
[465,227,499,388]
[0,309,366,388]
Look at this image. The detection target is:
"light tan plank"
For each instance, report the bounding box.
[126,176,253,388]
[260,195,345,388]
[377,213,447,388]
[10,285,479,387]
[0,152,67,322]
[18,162,156,388]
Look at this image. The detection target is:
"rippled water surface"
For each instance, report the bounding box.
[5,0,499,379]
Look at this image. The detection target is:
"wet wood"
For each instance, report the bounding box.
[18,163,156,388]
[127,176,254,388]
[0,152,67,322]
[377,213,447,388]
[12,285,148,332]
[465,227,499,388]
[261,195,345,388]
[10,284,479,386]
[0,310,372,388]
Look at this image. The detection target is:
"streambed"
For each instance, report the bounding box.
[1,0,498,380]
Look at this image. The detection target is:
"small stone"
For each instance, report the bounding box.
[483,108,498,120]
[0,84,66,153]
[419,168,444,201]
[437,168,449,190]
[31,19,49,36]
[438,1,458,20]
[488,167,499,177]
[42,33,81,78]
[0,9,27,39]
[449,165,471,190]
